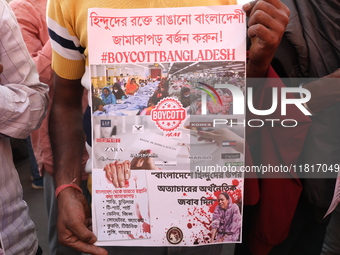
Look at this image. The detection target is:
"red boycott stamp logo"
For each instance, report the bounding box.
[151,97,186,133]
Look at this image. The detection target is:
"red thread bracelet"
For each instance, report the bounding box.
[55,178,83,198]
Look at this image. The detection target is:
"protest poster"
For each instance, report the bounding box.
[88,5,246,246]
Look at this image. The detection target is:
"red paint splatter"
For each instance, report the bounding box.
[142,222,151,233]
[232,179,239,186]
[183,193,187,196]
[187,223,193,229]
[188,207,212,231]
[124,180,129,188]
[135,203,143,219]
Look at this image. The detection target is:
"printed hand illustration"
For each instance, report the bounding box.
[103,160,131,188]
[103,149,159,188]
[130,149,159,170]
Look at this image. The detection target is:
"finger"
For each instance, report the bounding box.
[142,157,155,170]
[248,22,271,40]
[248,23,280,48]
[243,0,257,16]
[115,161,125,187]
[57,218,98,249]
[131,150,147,169]
[79,194,92,219]
[123,160,131,180]
[85,218,93,231]
[135,158,145,168]
[61,226,97,244]
[248,5,277,28]
[248,0,288,17]
[142,149,157,170]
[138,150,150,168]
[103,165,112,183]
[67,238,108,255]
[248,1,289,29]
[130,157,139,169]
[110,162,119,188]
[259,0,290,11]
[56,193,104,254]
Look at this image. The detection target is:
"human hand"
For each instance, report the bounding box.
[244,0,290,78]
[216,237,225,243]
[131,149,159,170]
[57,189,108,255]
[197,129,244,153]
[104,160,131,188]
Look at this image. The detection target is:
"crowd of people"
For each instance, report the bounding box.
[0,0,339,255]
[92,72,243,117]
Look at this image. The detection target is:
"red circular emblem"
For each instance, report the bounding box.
[151,97,186,132]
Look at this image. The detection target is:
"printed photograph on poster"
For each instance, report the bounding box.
[91,61,245,117]
[92,114,244,170]
[91,61,245,170]
[92,169,243,245]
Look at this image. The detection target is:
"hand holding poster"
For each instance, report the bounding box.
[88,5,246,247]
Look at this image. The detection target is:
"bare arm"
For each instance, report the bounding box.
[49,73,108,255]
[211,228,217,243]
[50,74,84,185]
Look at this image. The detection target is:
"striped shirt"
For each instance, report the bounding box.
[0,0,49,254]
